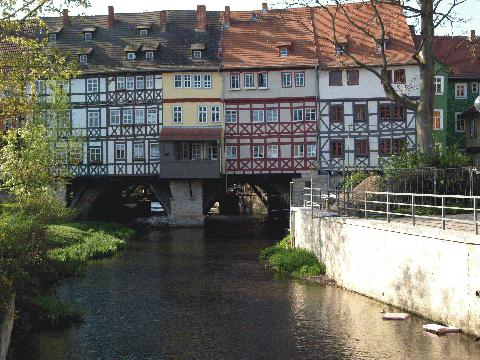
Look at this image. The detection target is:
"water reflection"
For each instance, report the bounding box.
[15,223,480,360]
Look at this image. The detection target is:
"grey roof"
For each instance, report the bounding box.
[42,10,223,75]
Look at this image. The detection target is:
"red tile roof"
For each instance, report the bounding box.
[159,127,222,141]
[222,8,318,69]
[312,2,416,69]
[431,36,480,78]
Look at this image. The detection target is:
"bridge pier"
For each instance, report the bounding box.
[169,180,205,227]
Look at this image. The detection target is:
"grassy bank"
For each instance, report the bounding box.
[260,235,326,278]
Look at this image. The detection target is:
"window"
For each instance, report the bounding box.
[173,106,182,123]
[331,140,343,158]
[197,106,208,123]
[330,105,343,123]
[253,145,264,159]
[135,108,145,124]
[225,146,237,159]
[150,143,160,160]
[266,109,279,122]
[279,47,289,57]
[145,51,154,60]
[175,143,190,160]
[193,50,202,59]
[211,106,221,123]
[282,72,292,87]
[174,75,182,88]
[117,77,126,90]
[456,83,467,98]
[183,75,191,88]
[293,144,304,158]
[393,139,405,154]
[205,142,218,160]
[139,29,148,37]
[110,109,121,125]
[133,143,145,160]
[127,52,136,60]
[84,32,93,41]
[380,138,405,155]
[347,70,359,86]
[473,82,479,94]
[393,105,405,121]
[354,104,367,122]
[123,109,133,124]
[147,108,157,124]
[394,69,406,84]
[136,76,144,90]
[193,74,202,88]
[434,76,444,95]
[295,72,305,87]
[455,112,465,132]
[307,144,316,158]
[433,109,443,130]
[87,111,100,128]
[252,110,264,123]
[258,73,268,88]
[225,110,237,123]
[244,73,255,88]
[203,74,212,88]
[230,74,240,89]
[293,108,304,122]
[89,147,101,163]
[35,80,46,94]
[305,108,316,121]
[146,75,154,89]
[87,78,98,93]
[115,143,126,160]
[267,145,279,158]
[471,119,477,139]
[355,139,368,157]
[191,143,203,160]
[79,55,88,64]
[49,33,57,42]
[335,43,346,55]
[126,77,135,90]
[329,70,342,86]
[379,104,391,121]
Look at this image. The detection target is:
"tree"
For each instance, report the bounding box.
[286,0,471,154]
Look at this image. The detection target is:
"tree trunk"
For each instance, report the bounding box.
[417,0,435,154]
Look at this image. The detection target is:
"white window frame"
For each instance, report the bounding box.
[147,108,157,124]
[174,75,183,88]
[244,73,255,88]
[293,144,304,158]
[87,111,100,128]
[203,74,212,88]
[225,110,238,123]
[116,77,126,91]
[266,109,279,122]
[293,108,304,122]
[305,108,316,121]
[139,29,148,37]
[205,142,218,160]
[126,77,135,90]
[455,83,468,99]
[183,74,191,88]
[193,50,202,59]
[135,108,145,124]
[145,51,154,60]
[279,47,288,57]
[136,76,145,90]
[225,146,237,159]
[110,109,121,125]
[133,143,145,160]
[48,33,57,42]
[79,55,88,64]
[252,110,265,123]
[211,106,221,123]
[455,112,465,133]
[267,144,279,158]
[146,75,154,89]
[127,52,136,60]
[295,72,305,87]
[258,73,268,88]
[84,32,93,41]
[89,147,101,163]
[150,143,160,160]
[197,105,208,123]
[191,143,203,160]
[115,143,126,160]
[86,78,98,93]
[123,109,133,124]
[432,109,443,130]
[253,145,264,159]
[282,72,292,87]
[472,82,479,94]
[230,74,240,90]
[193,74,202,88]
[173,106,183,123]
[307,144,316,158]
[434,76,444,95]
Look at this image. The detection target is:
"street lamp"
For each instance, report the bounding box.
[475,96,480,112]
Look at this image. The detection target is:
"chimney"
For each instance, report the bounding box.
[196,5,206,32]
[160,10,167,32]
[62,9,69,26]
[262,3,268,14]
[108,6,115,28]
[224,6,230,29]
[469,29,476,41]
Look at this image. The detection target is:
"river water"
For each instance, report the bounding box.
[16,220,480,360]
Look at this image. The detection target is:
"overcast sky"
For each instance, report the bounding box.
[65,0,479,36]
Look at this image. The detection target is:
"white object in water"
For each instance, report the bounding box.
[382,313,410,320]
[151,201,164,213]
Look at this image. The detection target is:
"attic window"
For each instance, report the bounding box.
[375,35,389,53]
[48,33,57,42]
[127,52,136,60]
[84,32,93,41]
[79,55,88,64]
[140,29,148,37]
[193,50,202,59]
[335,43,347,55]
[77,48,93,64]
[145,51,154,60]
[279,47,289,57]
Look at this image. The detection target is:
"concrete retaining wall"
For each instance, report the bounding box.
[291,208,480,336]
[0,296,15,360]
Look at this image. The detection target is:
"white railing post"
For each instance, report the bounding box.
[474,197,478,235]
[411,194,415,226]
[364,191,367,219]
[441,196,446,230]
[386,192,390,223]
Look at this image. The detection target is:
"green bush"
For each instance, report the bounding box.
[293,263,327,277]
[30,295,82,328]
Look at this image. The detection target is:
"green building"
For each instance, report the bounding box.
[431,32,480,150]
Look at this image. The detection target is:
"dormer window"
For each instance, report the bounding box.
[47,26,62,42]
[375,34,389,53]
[276,41,292,57]
[145,51,154,60]
[279,47,289,57]
[79,55,88,64]
[137,24,151,37]
[127,52,136,60]
[191,43,206,60]
[76,48,93,65]
[48,33,57,42]
[193,51,202,59]
[81,26,97,41]
[124,44,140,61]
[84,32,92,41]
[140,29,148,37]
[141,42,159,61]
